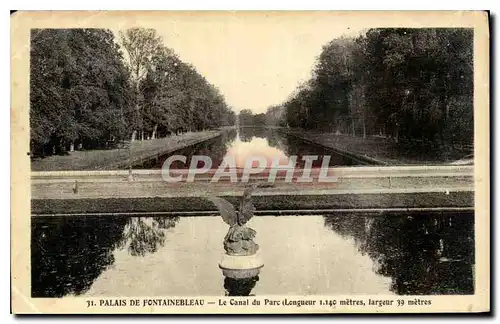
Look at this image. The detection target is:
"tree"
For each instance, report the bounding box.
[362,28,473,144]
[280,28,473,148]
[238,109,254,126]
[120,28,165,140]
[30,29,133,156]
[30,27,236,158]
[124,29,236,138]
[265,105,285,126]
[313,37,356,132]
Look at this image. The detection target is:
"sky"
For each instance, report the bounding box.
[113,12,365,114]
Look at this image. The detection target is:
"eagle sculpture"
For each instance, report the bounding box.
[207,187,259,256]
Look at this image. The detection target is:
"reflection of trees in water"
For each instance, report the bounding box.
[238,126,267,142]
[323,212,474,295]
[189,131,236,168]
[237,127,356,166]
[118,217,179,257]
[154,216,180,229]
[135,130,236,169]
[265,130,287,152]
[223,129,237,145]
[31,216,128,297]
[31,216,180,297]
[236,127,357,166]
[237,127,287,152]
[223,276,259,296]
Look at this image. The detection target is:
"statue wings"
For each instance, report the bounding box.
[207,186,256,226]
[206,196,238,226]
[238,187,255,225]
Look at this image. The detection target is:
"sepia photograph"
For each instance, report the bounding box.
[10,10,489,314]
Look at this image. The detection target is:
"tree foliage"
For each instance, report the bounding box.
[120,28,236,140]
[238,109,267,127]
[265,105,286,126]
[280,28,473,146]
[30,29,134,156]
[30,28,236,157]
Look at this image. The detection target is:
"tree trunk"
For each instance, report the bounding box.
[362,115,366,139]
[152,124,158,139]
[134,77,142,141]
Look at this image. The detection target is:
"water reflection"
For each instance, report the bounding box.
[135,129,237,169]
[323,212,475,295]
[234,127,357,167]
[226,128,288,168]
[31,216,179,297]
[238,127,285,150]
[31,213,474,297]
[119,217,179,257]
[135,127,360,169]
[224,276,260,296]
[31,216,127,297]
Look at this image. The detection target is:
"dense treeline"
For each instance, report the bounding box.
[239,107,285,127]
[278,28,473,146]
[238,109,266,127]
[265,105,286,126]
[30,28,235,157]
[30,29,133,156]
[120,28,236,141]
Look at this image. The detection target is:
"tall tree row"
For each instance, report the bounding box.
[279,28,473,146]
[30,28,235,157]
[119,28,235,140]
[30,29,133,156]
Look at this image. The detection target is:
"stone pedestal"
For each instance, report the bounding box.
[219,253,264,279]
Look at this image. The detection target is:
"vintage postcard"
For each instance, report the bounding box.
[11,11,490,314]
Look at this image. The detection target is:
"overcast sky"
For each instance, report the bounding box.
[114,13,365,114]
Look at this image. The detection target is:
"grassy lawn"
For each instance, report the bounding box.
[31,131,221,171]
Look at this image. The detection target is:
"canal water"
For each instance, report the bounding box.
[31,212,474,297]
[31,127,474,297]
[135,127,359,169]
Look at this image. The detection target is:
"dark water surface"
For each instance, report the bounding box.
[31,212,474,297]
[135,127,359,169]
[32,127,473,297]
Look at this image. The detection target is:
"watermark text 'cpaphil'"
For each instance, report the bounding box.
[161,155,338,183]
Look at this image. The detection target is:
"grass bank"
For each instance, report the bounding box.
[284,129,471,165]
[31,130,222,171]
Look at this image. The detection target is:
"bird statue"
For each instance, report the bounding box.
[207,186,259,256]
